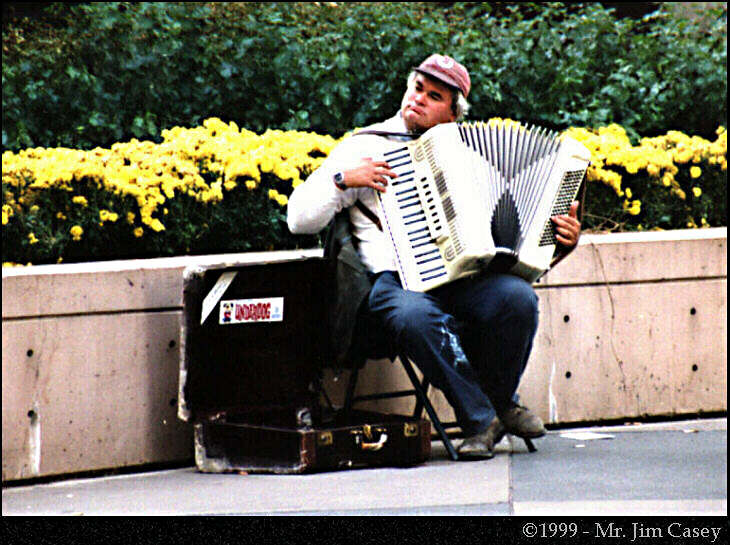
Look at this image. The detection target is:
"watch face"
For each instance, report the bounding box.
[334,172,346,189]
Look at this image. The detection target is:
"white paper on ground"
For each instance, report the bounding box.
[560,432,615,441]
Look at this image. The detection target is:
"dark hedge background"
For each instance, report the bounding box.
[3,2,727,152]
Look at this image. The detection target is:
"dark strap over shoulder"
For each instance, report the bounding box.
[354,200,382,232]
[354,129,420,140]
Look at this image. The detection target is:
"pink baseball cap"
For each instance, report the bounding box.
[414,54,471,98]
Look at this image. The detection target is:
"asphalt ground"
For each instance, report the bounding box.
[2,418,726,544]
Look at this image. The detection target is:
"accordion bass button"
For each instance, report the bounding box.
[444,247,455,261]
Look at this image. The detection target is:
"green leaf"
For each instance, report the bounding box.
[219,62,234,79]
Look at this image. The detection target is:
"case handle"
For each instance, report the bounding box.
[352,424,389,451]
[357,433,388,451]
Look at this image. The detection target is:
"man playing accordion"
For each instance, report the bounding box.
[288,54,581,459]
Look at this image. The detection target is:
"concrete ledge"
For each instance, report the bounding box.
[2,229,727,481]
[1,249,323,319]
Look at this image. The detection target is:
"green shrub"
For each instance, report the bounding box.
[3,2,727,152]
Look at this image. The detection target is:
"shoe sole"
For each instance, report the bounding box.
[456,450,495,460]
[506,428,546,439]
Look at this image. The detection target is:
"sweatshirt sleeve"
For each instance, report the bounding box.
[287,137,362,235]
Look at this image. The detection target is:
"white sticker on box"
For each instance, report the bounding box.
[219,297,284,325]
[200,271,237,325]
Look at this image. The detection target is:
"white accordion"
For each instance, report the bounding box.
[374,120,591,292]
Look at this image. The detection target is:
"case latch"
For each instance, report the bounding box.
[351,424,389,451]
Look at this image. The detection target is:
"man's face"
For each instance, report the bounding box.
[401,73,457,133]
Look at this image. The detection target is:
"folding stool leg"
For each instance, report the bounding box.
[342,367,360,415]
[399,355,459,461]
[412,375,428,420]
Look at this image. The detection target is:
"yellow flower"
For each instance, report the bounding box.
[133,227,144,238]
[28,232,39,245]
[99,210,119,223]
[72,196,88,207]
[245,180,257,190]
[690,166,701,179]
[70,225,83,241]
[2,204,14,225]
[127,212,136,224]
[148,218,165,232]
[692,187,702,198]
[623,199,641,216]
[625,188,632,199]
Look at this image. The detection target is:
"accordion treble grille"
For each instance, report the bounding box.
[442,196,456,222]
[434,171,447,196]
[423,141,449,197]
[449,220,464,255]
[538,169,585,247]
[441,196,464,255]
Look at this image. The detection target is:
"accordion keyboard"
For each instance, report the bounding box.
[381,146,449,288]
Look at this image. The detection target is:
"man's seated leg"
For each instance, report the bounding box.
[366,271,497,448]
[440,273,546,440]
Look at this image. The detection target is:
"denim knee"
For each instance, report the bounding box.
[386,297,439,339]
[498,276,539,326]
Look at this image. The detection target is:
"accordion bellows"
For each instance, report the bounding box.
[375,120,591,292]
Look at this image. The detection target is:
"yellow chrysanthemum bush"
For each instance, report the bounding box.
[2,118,338,265]
[565,125,727,232]
[2,118,727,266]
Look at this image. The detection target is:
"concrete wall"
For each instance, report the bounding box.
[2,229,726,481]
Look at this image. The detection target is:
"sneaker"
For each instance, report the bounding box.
[457,418,503,460]
[499,404,546,439]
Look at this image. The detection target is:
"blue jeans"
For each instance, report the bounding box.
[364,271,539,436]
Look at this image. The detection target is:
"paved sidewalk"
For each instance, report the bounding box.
[2,418,726,516]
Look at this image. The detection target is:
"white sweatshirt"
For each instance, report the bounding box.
[287,113,412,274]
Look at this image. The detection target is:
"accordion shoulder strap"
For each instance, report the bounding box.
[354,200,382,232]
[354,129,419,140]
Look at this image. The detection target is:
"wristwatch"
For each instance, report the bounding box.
[333,171,347,191]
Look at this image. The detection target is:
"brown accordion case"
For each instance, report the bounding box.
[178,255,430,474]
